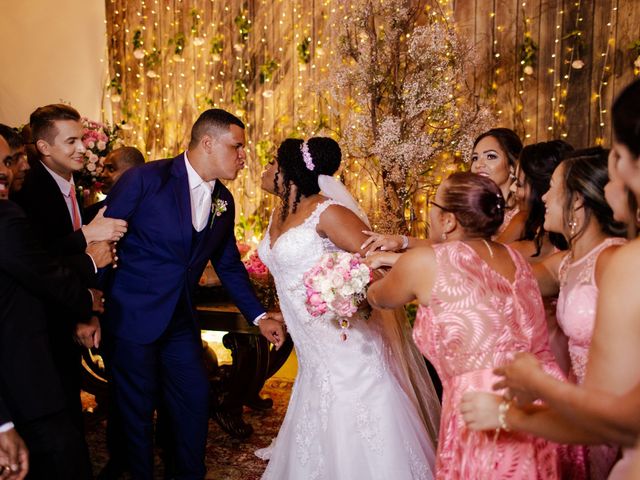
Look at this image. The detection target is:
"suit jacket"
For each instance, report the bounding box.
[0,201,93,425]
[103,153,264,343]
[13,160,87,259]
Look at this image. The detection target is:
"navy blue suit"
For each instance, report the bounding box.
[102,154,264,479]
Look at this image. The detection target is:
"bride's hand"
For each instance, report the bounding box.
[360,231,405,253]
[364,251,401,270]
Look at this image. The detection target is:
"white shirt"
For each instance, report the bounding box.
[183,154,266,325]
[184,152,216,232]
[41,161,82,229]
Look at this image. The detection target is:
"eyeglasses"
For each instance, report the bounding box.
[428,199,450,212]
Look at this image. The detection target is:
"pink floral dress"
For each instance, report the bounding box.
[413,241,585,479]
[556,237,626,479]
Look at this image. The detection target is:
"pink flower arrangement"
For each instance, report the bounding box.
[303,252,371,339]
[243,250,270,283]
[75,117,121,191]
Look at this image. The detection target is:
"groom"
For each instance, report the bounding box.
[102,109,285,479]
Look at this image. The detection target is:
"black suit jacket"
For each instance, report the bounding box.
[13,160,88,259]
[0,201,93,425]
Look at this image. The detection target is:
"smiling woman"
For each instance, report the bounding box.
[470,128,524,242]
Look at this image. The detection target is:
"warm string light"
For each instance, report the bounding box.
[556,0,584,140]
[548,8,563,136]
[595,1,618,144]
[517,1,534,139]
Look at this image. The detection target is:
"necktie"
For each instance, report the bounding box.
[69,187,82,231]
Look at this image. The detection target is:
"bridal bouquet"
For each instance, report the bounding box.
[303,252,372,340]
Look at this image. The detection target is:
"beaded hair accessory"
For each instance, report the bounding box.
[300,141,315,171]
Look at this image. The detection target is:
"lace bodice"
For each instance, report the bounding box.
[413,241,555,381]
[556,237,626,383]
[255,199,436,479]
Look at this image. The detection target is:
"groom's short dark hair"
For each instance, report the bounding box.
[189,109,244,149]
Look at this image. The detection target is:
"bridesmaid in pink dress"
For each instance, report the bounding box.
[367,172,574,479]
[469,128,526,243]
[461,148,627,479]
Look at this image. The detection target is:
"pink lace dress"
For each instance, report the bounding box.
[556,237,626,479]
[413,241,584,479]
[493,206,520,239]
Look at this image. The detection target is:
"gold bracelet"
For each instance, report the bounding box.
[498,399,511,432]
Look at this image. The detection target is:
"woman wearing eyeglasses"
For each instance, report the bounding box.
[366,172,579,479]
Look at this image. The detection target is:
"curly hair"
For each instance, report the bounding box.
[274,137,341,221]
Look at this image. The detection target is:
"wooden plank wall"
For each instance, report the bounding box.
[453,0,640,148]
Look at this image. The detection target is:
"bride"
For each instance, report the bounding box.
[255,137,439,479]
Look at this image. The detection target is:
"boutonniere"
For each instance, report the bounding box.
[209,194,228,229]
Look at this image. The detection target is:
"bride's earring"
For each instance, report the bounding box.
[441,232,447,241]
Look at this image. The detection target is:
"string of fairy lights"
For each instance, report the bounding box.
[101,0,638,234]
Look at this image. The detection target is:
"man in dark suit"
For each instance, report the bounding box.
[103,109,286,479]
[84,146,145,224]
[12,104,127,431]
[0,133,111,479]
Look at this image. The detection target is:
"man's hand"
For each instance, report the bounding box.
[74,316,101,349]
[258,313,286,350]
[90,289,104,313]
[0,428,28,480]
[82,207,128,243]
[86,241,117,269]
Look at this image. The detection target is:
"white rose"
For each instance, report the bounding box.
[97,141,107,151]
[571,59,585,70]
[110,94,121,103]
[133,48,145,60]
[523,65,534,75]
[87,163,96,172]
[88,141,95,149]
[193,37,205,46]
[341,284,355,296]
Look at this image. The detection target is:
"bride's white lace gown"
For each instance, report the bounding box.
[256,200,437,480]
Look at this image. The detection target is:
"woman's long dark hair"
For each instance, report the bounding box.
[561,147,627,245]
[519,140,573,255]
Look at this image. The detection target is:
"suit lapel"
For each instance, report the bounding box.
[170,154,193,259]
[35,161,75,234]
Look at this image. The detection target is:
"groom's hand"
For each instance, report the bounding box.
[258,313,286,350]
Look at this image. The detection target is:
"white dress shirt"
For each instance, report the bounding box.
[184,153,216,232]
[183,154,266,325]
